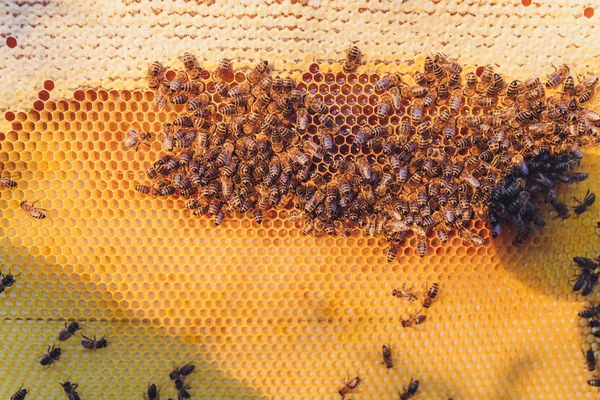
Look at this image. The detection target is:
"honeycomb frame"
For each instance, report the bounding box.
[1,1,600,399]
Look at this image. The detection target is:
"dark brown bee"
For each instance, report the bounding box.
[563,75,575,94]
[423,282,439,308]
[588,377,600,387]
[574,256,599,270]
[143,383,159,400]
[81,334,108,350]
[580,303,600,319]
[185,199,201,210]
[399,378,419,400]
[171,94,189,105]
[20,200,48,219]
[432,62,445,80]
[381,344,393,368]
[579,89,592,103]
[175,377,192,399]
[180,82,200,95]
[448,72,460,89]
[58,321,82,342]
[60,379,81,400]
[345,45,361,64]
[572,264,594,294]
[169,72,187,93]
[402,312,426,328]
[573,189,596,215]
[169,362,195,380]
[173,116,193,127]
[187,95,209,112]
[40,344,62,366]
[10,386,28,400]
[0,270,17,294]
[583,346,597,371]
[413,71,427,87]
[135,184,153,195]
[281,77,294,93]
[338,376,360,399]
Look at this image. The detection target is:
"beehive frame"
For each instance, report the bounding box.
[1,1,600,399]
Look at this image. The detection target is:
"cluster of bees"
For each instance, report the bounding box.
[143,362,196,400]
[489,148,593,245]
[10,321,108,399]
[573,226,600,388]
[0,171,49,219]
[336,283,443,398]
[133,47,600,258]
[392,282,439,328]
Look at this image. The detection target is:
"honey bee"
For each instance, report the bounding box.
[392,283,418,302]
[124,130,152,151]
[58,321,82,342]
[60,379,81,400]
[580,303,600,318]
[180,52,200,80]
[464,71,477,95]
[381,344,393,369]
[247,60,269,84]
[345,45,361,63]
[143,383,159,400]
[0,170,17,189]
[411,85,428,98]
[356,156,372,181]
[10,386,28,400]
[338,376,360,399]
[416,237,427,257]
[375,74,401,91]
[0,269,17,294]
[573,189,596,215]
[81,334,108,350]
[401,312,426,328]
[480,65,494,84]
[214,58,232,81]
[20,200,48,220]
[169,362,195,380]
[449,89,462,115]
[296,108,309,134]
[432,61,446,81]
[588,377,600,387]
[399,378,419,400]
[436,227,448,243]
[422,282,439,308]
[578,89,593,103]
[377,95,391,118]
[172,116,193,127]
[410,100,424,123]
[40,344,62,366]
[174,377,192,399]
[545,64,569,88]
[305,95,327,114]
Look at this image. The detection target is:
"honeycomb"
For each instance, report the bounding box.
[2,1,600,399]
